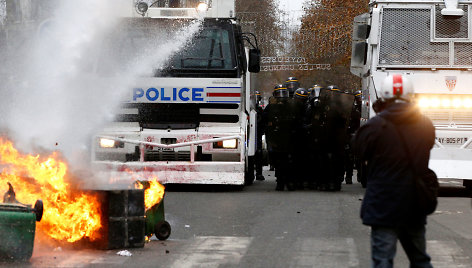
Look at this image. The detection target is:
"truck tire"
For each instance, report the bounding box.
[245,156,255,186]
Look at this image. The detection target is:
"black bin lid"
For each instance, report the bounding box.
[0,203,32,213]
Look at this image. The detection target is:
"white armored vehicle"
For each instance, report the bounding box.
[351,0,472,189]
[92,0,261,186]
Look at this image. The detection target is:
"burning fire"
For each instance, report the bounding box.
[0,138,166,243]
[0,138,102,242]
[135,180,165,210]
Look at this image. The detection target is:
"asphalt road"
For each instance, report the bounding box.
[3,170,472,267]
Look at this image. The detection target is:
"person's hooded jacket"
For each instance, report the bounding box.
[354,101,435,227]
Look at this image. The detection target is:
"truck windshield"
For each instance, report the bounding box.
[97,19,238,77]
[167,28,235,70]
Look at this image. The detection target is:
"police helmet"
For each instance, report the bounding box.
[312,84,323,98]
[273,84,285,92]
[273,84,289,98]
[354,90,362,102]
[255,90,262,103]
[326,85,340,91]
[380,74,414,101]
[294,88,309,100]
[285,77,300,96]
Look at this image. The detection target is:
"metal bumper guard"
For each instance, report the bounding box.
[93,136,245,185]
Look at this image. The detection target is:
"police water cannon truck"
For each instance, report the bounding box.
[92,0,261,186]
[351,0,472,190]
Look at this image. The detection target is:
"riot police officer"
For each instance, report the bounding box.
[304,84,324,189]
[264,84,296,191]
[255,91,265,181]
[344,90,362,184]
[293,88,310,189]
[317,85,355,191]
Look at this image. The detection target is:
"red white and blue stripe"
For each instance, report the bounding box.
[206,87,241,104]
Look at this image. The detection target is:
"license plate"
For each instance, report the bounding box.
[436,137,468,144]
[157,147,174,152]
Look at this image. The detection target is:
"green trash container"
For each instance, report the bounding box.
[0,201,43,261]
[145,195,171,241]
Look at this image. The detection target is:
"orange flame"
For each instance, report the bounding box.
[0,138,102,243]
[136,180,165,210]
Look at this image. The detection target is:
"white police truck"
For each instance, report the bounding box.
[92,0,261,186]
[351,0,472,190]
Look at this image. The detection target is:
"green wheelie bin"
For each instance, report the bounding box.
[145,195,171,241]
[0,200,43,261]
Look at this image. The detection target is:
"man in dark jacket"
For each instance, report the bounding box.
[354,74,435,268]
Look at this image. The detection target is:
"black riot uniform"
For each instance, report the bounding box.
[264,85,298,191]
[255,91,265,181]
[344,90,362,184]
[292,88,310,189]
[304,85,323,189]
[315,86,355,191]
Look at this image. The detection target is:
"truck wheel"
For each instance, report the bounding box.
[245,156,255,186]
[155,221,171,241]
[34,200,44,222]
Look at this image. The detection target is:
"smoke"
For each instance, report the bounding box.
[0,0,5,25]
[0,0,201,170]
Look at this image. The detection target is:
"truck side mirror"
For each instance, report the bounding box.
[350,13,370,77]
[248,49,261,73]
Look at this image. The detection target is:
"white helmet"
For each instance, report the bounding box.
[380,74,414,101]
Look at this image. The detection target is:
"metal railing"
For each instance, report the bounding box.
[98,135,243,163]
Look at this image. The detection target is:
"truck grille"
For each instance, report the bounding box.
[454,43,472,65]
[380,8,449,66]
[144,151,191,161]
[379,5,472,67]
[435,5,469,39]
[115,103,240,129]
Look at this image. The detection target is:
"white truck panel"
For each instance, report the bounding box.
[92,161,245,186]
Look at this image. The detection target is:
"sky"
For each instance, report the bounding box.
[278,0,305,25]
[278,0,304,12]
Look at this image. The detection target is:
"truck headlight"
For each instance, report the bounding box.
[100,138,115,148]
[213,139,238,149]
[417,96,472,109]
[197,2,209,12]
[417,98,431,108]
[465,99,472,108]
[223,139,238,149]
[99,138,124,148]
